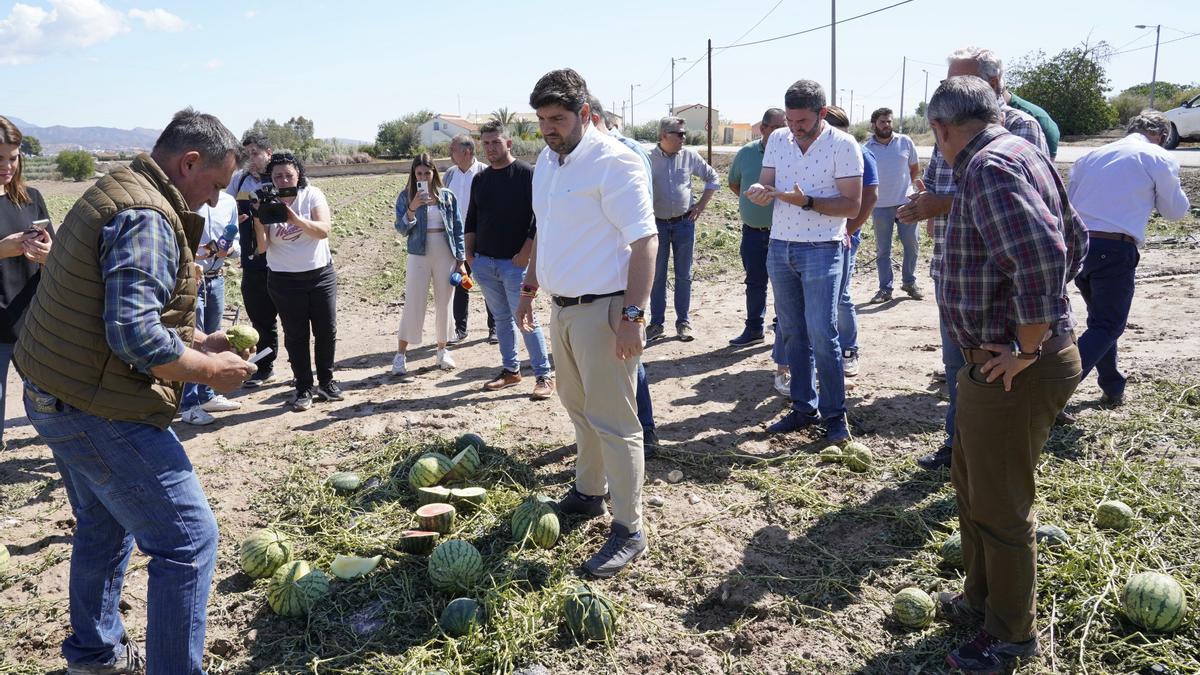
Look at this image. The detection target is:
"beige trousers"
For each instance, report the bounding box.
[398,233,455,345]
[550,295,644,532]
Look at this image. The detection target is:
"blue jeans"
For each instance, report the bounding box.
[937,286,966,449]
[650,218,695,326]
[636,362,654,430]
[23,384,217,673]
[739,225,771,332]
[768,239,845,420]
[0,342,12,446]
[872,206,919,291]
[472,255,552,377]
[1075,237,1138,399]
[837,233,861,355]
[181,275,226,409]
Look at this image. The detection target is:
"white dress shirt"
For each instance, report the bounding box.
[196,192,240,273]
[1068,133,1191,244]
[445,159,487,220]
[533,125,657,298]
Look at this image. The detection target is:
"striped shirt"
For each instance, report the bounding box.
[937,126,1087,348]
[99,209,187,374]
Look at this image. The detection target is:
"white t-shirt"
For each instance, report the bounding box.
[196,192,240,273]
[425,204,445,230]
[265,185,333,273]
[445,160,486,218]
[532,125,657,298]
[762,123,864,242]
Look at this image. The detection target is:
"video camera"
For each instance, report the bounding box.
[236,185,298,225]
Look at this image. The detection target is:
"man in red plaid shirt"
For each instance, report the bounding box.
[927,76,1087,673]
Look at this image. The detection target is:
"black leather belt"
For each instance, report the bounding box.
[1089,231,1137,244]
[203,268,225,279]
[962,331,1076,365]
[551,290,624,308]
[658,213,690,225]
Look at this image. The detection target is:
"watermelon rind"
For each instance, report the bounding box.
[331,554,382,580]
[398,530,440,556]
[266,560,329,617]
[893,587,935,628]
[449,487,487,510]
[440,597,484,637]
[327,471,362,493]
[442,445,481,484]
[456,433,486,452]
[428,539,484,593]
[409,453,453,490]
[240,528,293,579]
[1035,524,1071,548]
[417,486,453,506]
[563,583,617,643]
[512,500,560,549]
[1094,500,1135,531]
[417,503,457,534]
[941,532,963,569]
[1122,571,1188,632]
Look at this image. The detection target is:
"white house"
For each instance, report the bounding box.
[670,104,719,134]
[417,114,480,147]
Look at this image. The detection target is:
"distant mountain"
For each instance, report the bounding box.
[8,117,161,154]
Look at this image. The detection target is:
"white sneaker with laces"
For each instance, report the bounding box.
[201,395,241,412]
[436,348,456,370]
[391,353,407,375]
[181,406,215,426]
[774,372,791,397]
[843,353,860,377]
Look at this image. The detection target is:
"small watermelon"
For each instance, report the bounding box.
[442,445,481,483]
[818,446,843,462]
[1035,524,1071,548]
[440,597,484,637]
[327,471,362,493]
[941,532,964,569]
[417,503,457,534]
[563,584,617,643]
[893,587,935,628]
[398,530,439,556]
[240,528,293,579]
[429,539,484,593]
[456,433,486,452]
[512,499,560,549]
[1122,571,1188,632]
[409,452,453,490]
[331,554,382,580]
[843,442,873,472]
[227,325,260,352]
[1095,500,1135,531]
[266,560,329,617]
[417,486,453,506]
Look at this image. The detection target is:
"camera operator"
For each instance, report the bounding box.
[251,152,341,412]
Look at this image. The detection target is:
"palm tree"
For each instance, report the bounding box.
[511,118,534,139]
[491,107,514,127]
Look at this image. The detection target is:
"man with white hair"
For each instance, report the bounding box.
[1065,110,1190,409]
[444,134,495,344]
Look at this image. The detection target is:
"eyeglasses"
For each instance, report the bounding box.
[666,131,687,138]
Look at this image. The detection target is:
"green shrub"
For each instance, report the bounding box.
[56,150,96,181]
[1111,92,1151,125]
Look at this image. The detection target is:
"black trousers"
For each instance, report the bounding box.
[454,262,495,332]
[267,264,337,391]
[240,266,279,376]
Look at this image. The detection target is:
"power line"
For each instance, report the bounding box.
[715,0,786,55]
[863,63,903,98]
[1111,31,1199,56]
[716,0,916,50]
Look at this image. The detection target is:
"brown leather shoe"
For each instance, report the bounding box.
[531,375,555,400]
[484,369,522,391]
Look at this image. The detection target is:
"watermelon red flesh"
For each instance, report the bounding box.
[417,503,457,534]
[398,530,440,555]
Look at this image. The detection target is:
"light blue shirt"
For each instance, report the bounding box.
[863,133,919,208]
[648,145,720,220]
[196,192,240,274]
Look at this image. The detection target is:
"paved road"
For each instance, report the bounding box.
[683,144,1200,167]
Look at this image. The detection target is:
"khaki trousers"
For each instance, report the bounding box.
[550,296,644,532]
[398,233,455,345]
[951,344,1081,643]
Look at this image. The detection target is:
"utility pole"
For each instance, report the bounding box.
[707,38,713,164]
[830,0,837,106]
[630,84,641,128]
[1135,24,1162,108]
[922,69,929,108]
[671,56,689,113]
[841,89,854,121]
[899,56,907,133]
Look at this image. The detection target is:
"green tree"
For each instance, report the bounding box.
[375,110,434,158]
[1008,43,1117,135]
[491,107,514,128]
[20,135,42,156]
[1119,81,1198,107]
[56,149,96,181]
[915,101,927,118]
[511,118,535,139]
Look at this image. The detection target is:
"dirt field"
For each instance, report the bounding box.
[1,168,1198,674]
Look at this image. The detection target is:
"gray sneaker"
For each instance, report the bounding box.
[583,522,648,578]
[901,283,925,300]
[557,486,608,518]
[676,322,695,342]
[67,634,144,674]
[645,323,665,341]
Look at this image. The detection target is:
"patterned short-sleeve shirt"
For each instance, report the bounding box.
[762,123,864,243]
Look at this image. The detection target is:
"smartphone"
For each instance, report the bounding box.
[26,218,50,235]
[416,180,429,195]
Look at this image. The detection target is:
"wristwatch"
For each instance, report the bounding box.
[621,305,645,323]
[1014,342,1042,361]
[801,195,815,211]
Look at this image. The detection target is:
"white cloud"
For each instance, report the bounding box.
[0,0,184,65]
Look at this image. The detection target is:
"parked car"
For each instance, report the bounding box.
[1164,92,1200,149]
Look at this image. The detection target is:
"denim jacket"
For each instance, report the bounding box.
[394,188,466,260]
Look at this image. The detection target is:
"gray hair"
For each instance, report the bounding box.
[784,80,826,112]
[587,95,607,128]
[1127,110,1170,137]
[450,134,475,153]
[153,108,241,166]
[927,76,1002,126]
[659,116,686,133]
[762,107,784,126]
[948,46,1003,82]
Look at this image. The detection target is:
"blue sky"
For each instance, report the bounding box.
[3,0,1197,140]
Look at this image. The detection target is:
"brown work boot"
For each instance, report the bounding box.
[484,369,521,391]
[531,375,555,400]
[936,591,984,627]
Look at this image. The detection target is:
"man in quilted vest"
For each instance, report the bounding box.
[14,109,257,674]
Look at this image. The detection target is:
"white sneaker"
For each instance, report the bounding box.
[773,372,791,397]
[436,348,456,370]
[180,406,215,426]
[843,353,860,378]
[391,353,407,376]
[201,395,241,413]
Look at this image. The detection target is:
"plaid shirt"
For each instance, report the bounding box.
[937,126,1087,348]
[927,105,1048,279]
[99,209,186,374]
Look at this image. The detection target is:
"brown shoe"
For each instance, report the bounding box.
[935,591,984,627]
[484,369,521,391]
[531,375,555,400]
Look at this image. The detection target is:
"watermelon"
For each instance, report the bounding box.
[429,539,484,593]
[417,503,457,534]
[409,452,453,490]
[240,528,293,579]
[442,445,481,483]
[398,530,439,556]
[227,325,260,352]
[331,554,382,580]
[512,499,559,549]
[417,486,453,506]
[818,446,843,462]
[843,443,873,472]
[1122,572,1188,632]
[266,560,329,617]
[440,597,484,637]
[449,487,487,510]
[1095,500,1135,531]
[893,587,935,628]
[941,532,964,569]
[563,584,617,643]
[327,471,362,493]
[0,544,8,573]
[1035,524,1071,548]
[456,433,486,452]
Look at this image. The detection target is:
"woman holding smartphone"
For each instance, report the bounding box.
[252,152,341,412]
[0,116,53,448]
[391,153,466,378]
